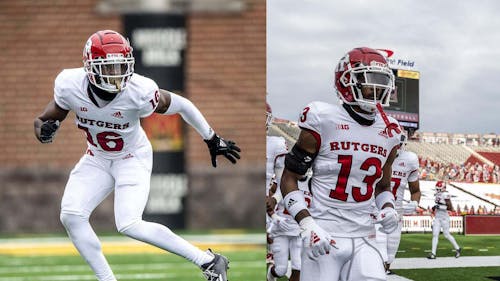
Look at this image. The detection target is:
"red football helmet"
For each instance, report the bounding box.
[83,30,134,93]
[334,47,395,112]
[435,181,446,192]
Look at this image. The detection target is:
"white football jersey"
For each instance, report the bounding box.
[54,68,159,159]
[266,135,288,195]
[391,150,420,214]
[434,191,451,218]
[299,101,401,237]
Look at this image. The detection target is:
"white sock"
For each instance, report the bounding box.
[444,232,460,250]
[431,235,438,255]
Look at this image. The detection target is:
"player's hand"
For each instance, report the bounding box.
[39,120,60,143]
[403,200,419,214]
[266,196,277,216]
[271,214,296,233]
[204,134,241,167]
[376,207,399,234]
[299,216,336,258]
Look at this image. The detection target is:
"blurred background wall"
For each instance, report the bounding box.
[0,0,265,233]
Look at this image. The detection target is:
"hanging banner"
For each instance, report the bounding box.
[124,14,187,229]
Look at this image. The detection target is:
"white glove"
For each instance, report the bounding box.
[403,200,418,215]
[299,217,336,258]
[271,214,297,232]
[376,207,399,234]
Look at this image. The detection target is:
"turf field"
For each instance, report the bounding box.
[0,249,266,281]
[275,233,500,281]
[0,233,266,281]
[393,233,500,281]
[1,233,499,281]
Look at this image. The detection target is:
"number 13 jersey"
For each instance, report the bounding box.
[298,101,401,237]
[54,68,159,159]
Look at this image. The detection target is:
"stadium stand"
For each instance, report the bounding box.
[268,119,500,215]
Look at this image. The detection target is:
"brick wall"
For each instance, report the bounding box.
[185,0,265,228]
[0,0,264,232]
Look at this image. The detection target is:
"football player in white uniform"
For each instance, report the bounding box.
[265,103,288,268]
[427,181,461,259]
[33,30,240,281]
[267,171,312,281]
[375,132,421,274]
[280,47,402,281]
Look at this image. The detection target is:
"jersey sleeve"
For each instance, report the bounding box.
[278,136,288,155]
[298,102,321,133]
[297,102,323,149]
[53,70,72,110]
[407,152,420,182]
[443,192,451,200]
[138,85,160,118]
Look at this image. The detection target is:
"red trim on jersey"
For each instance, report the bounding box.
[300,127,321,152]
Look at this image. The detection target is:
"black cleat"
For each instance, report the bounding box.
[455,247,462,258]
[201,249,229,281]
[427,253,436,259]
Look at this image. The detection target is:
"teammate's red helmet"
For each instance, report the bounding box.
[435,181,446,192]
[334,47,395,112]
[83,30,134,93]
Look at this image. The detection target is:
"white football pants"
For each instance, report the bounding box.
[300,236,385,281]
[375,220,403,264]
[431,215,460,255]
[270,235,302,277]
[60,146,212,281]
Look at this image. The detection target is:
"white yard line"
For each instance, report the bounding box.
[391,256,500,269]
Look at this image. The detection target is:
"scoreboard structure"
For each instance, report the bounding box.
[384,54,420,136]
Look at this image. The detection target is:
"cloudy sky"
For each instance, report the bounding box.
[267,0,500,134]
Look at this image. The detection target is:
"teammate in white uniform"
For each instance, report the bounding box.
[375,132,421,274]
[280,47,402,281]
[267,170,312,281]
[427,181,461,259]
[33,30,240,281]
[266,136,288,196]
[265,103,288,268]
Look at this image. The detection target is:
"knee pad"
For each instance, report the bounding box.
[116,219,141,236]
[60,212,89,229]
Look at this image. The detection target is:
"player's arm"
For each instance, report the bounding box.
[374,146,400,233]
[155,89,240,167]
[445,198,454,211]
[34,100,69,143]
[282,129,335,255]
[409,180,421,203]
[281,129,317,223]
[375,146,399,208]
[267,154,286,212]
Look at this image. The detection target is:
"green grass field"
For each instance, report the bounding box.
[1,233,499,281]
[275,233,500,281]
[394,233,500,281]
[0,249,266,281]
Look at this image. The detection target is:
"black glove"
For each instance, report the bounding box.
[204,134,241,167]
[39,120,60,143]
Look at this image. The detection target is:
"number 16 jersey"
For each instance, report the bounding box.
[54,68,160,159]
[298,101,401,237]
